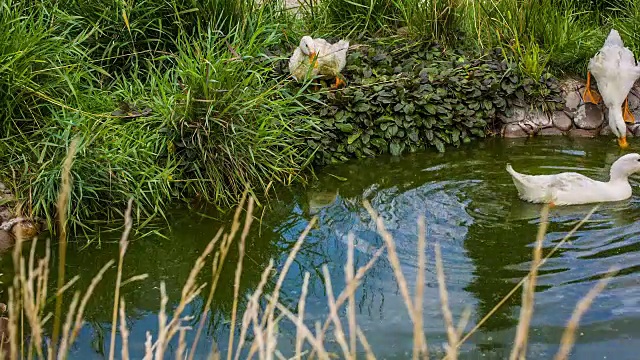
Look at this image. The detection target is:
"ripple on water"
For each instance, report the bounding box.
[300,138,640,357]
[20,137,640,359]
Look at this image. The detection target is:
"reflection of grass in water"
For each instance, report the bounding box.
[4,143,620,359]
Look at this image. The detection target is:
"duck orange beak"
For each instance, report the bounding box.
[308,51,319,68]
[618,136,629,149]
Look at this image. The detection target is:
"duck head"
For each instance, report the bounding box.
[608,107,629,148]
[299,36,317,63]
[610,152,640,180]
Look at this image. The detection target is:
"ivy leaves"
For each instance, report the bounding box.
[307,42,563,165]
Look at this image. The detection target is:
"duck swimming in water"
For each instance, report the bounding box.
[506,153,640,206]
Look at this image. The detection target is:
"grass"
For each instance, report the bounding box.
[0,142,621,359]
[0,0,320,234]
[1,0,639,234]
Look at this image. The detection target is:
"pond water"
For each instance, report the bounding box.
[3,137,640,359]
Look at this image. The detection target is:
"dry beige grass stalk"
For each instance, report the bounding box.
[227,197,253,360]
[356,326,375,360]
[56,292,80,359]
[176,327,188,360]
[265,219,317,357]
[119,298,130,360]
[246,216,317,359]
[7,289,18,360]
[363,201,415,319]
[151,221,222,358]
[17,237,51,360]
[294,272,311,359]
[272,300,329,360]
[321,265,351,359]
[234,259,275,360]
[413,216,428,360]
[51,137,79,355]
[346,232,356,358]
[455,307,471,339]
[188,227,225,360]
[307,241,386,360]
[435,243,458,360]
[71,260,115,344]
[108,198,134,360]
[510,204,549,360]
[190,193,248,360]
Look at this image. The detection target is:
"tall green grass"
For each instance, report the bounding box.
[0,1,88,130]
[0,0,319,234]
[610,0,640,54]
[171,22,320,206]
[299,0,640,79]
[466,0,606,76]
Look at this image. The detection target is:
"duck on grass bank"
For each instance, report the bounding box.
[289,36,349,89]
[583,29,640,149]
[506,153,640,206]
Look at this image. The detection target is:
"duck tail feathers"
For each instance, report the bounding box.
[336,40,350,51]
[605,29,624,47]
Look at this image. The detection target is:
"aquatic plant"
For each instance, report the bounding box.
[300,42,563,165]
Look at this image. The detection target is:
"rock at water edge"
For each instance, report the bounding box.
[560,78,584,113]
[629,124,640,137]
[601,124,634,137]
[539,127,564,136]
[0,208,11,223]
[573,103,604,130]
[498,107,526,124]
[568,128,599,138]
[502,123,528,138]
[552,111,573,131]
[527,110,551,128]
[564,91,582,114]
[629,91,640,111]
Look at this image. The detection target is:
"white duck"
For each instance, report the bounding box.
[288,36,349,88]
[583,29,640,149]
[506,153,640,206]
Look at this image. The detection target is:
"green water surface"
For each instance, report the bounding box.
[3,137,640,359]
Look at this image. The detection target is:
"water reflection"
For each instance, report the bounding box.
[2,137,640,358]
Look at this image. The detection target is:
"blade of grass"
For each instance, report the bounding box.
[510,203,549,360]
